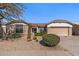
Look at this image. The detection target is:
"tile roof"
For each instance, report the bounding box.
[6,19,74,27]
[6,20,29,25]
[6,20,47,27]
[48,20,73,25]
[31,23,47,27]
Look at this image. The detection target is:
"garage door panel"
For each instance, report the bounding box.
[47,27,68,36]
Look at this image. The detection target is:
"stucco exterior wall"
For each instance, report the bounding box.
[6,23,29,37]
[68,27,72,36]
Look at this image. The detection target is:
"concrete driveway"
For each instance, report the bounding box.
[60,36,79,56]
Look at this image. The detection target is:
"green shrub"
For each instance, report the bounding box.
[10,33,22,38]
[35,33,42,36]
[42,34,60,47]
[35,31,46,36]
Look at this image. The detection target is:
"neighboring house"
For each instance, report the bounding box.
[73,24,79,35]
[2,19,79,38]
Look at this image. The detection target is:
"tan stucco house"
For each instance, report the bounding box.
[2,19,79,38]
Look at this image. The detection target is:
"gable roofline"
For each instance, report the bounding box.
[47,20,74,25]
[6,19,74,27]
[6,20,30,25]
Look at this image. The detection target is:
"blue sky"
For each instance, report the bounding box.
[22,3,79,23]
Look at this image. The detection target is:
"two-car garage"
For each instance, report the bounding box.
[47,20,73,36]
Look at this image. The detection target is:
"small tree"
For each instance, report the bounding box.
[0,3,23,40]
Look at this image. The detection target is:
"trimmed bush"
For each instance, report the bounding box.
[42,34,60,47]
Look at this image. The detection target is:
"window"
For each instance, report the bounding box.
[16,25,23,33]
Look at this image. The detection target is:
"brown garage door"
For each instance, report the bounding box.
[47,27,69,36]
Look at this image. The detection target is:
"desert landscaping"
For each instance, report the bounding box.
[0,36,78,56]
[0,3,79,56]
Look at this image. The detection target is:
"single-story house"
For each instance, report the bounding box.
[2,19,79,39]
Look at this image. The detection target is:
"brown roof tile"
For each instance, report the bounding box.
[6,20,29,25]
[31,23,47,27]
[48,20,73,25]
